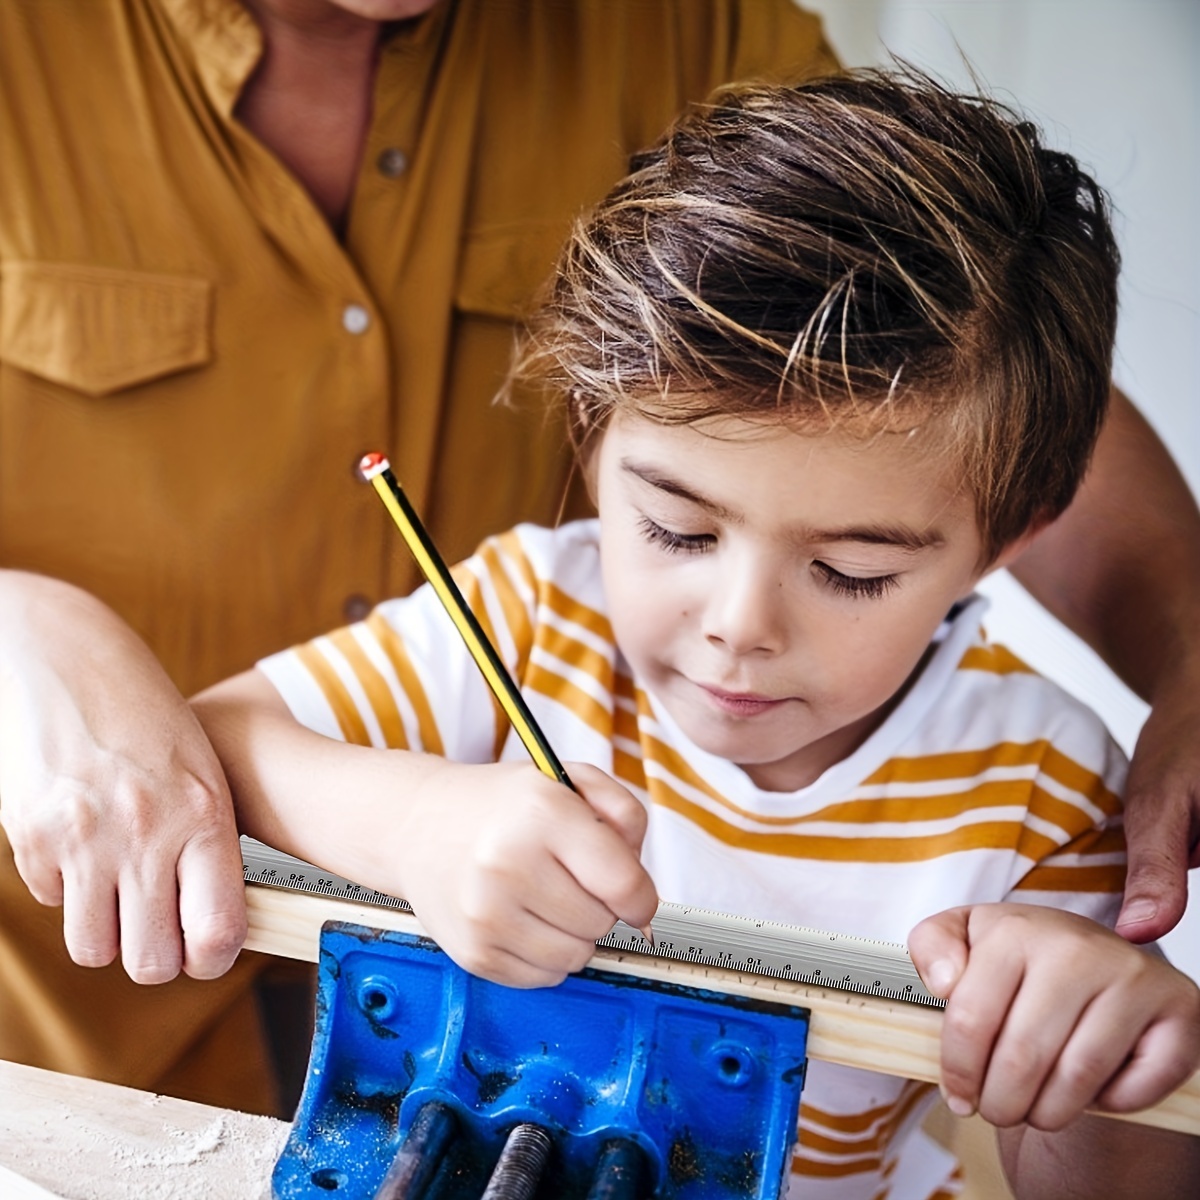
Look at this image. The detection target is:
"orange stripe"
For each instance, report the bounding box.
[863,741,1115,808]
[447,564,509,749]
[800,1100,899,1135]
[1012,863,1126,893]
[477,540,534,668]
[613,747,648,791]
[364,612,444,756]
[543,580,613,643]
[800,1128,888,1156]
[295,642,371,746]
[648,776,1038,861]
[1025,786,1108,842]
[957,643,1034,675]
[792,1154,882,1179]
[644,736,1101,841]
[494,528,538,593]
[327,627,408,749]
[786,781,1089,836]
[526,661,613,738]
[537,621,613,685]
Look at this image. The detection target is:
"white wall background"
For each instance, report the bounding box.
[799,0,1200,977]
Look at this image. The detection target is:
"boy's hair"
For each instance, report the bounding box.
[509,67,1120,560]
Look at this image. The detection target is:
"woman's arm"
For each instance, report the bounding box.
[1010,387,1200,939]
[0,571,246,983]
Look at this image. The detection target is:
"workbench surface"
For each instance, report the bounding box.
[0,1060,288,1200]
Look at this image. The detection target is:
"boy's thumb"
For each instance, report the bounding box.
[908,907,972,999]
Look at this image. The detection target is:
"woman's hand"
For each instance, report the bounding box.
[0,572,246,984]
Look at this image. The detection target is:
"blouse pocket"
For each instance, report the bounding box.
[0,261,212,396]
[453,221,567,321]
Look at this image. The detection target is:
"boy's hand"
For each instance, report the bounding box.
[393,760,658,988]
[909,903,1200,1131]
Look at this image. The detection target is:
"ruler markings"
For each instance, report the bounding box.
[242,838,942,1008]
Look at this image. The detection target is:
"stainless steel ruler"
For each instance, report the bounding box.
[242,838,942,1009]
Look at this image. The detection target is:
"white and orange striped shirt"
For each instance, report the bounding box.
[259,520,1127,1199]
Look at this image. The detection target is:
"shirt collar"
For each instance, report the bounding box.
[155,0,264,117]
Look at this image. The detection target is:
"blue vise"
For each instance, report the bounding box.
[272,922,810,1199]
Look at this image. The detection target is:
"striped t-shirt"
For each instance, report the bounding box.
[259,520,1127,1199]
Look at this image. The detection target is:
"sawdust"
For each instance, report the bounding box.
[1,1099,289,1200]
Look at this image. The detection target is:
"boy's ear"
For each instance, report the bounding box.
[579,438,603,505]
[980,519,1053,579]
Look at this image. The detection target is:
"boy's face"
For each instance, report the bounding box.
[595,411,995,792]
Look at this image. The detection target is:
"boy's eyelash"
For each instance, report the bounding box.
[637,521,900,597]
[815,562,899,600]
[638,516,713,554]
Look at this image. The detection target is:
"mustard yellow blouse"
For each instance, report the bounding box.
[0,0,837,694]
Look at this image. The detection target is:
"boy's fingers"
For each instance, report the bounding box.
[908,907,971,998]
[177,838,249,981]
[1025,987,1150,1130]
[445,904,597,988]
[568,764,648,851]
[936,924,1025,1118]
[979,966,1104,1129]
[550,807,658,932]
[520,857,627,944]
[1095,1012,1200,1115]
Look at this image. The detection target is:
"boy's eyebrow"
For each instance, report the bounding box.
[621,460,740,522]
[812,523,945,551]
[621,458,944,550]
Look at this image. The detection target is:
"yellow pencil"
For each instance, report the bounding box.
[358,452,655,945]
[357,452,572,786]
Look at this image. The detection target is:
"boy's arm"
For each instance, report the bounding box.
[191,669,657,987]
[1009,387,1200,940]
[996,1115,1200,1199]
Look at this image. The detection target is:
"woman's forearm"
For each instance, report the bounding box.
[1010,387,1200,702]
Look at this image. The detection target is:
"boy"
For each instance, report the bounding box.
[194,70,1200,1196]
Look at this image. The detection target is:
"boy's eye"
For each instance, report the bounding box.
[638,516,714,554]
[814,561,899,600]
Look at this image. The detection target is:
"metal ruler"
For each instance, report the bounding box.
[242,838,943,1009]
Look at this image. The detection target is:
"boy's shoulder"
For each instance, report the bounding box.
[920,602,1128,792]
[477,519,605,601]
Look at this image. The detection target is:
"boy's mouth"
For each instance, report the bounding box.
[695,684,789,717]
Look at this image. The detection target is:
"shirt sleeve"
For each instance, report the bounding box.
[1004,709,1128,930]
[255,528,545,766]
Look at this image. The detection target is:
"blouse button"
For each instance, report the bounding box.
[377,147,409,178]
[342,304,370,335]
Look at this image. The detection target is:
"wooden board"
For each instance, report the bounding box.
[0,1059,288,1200]
[245,882,1200,1137]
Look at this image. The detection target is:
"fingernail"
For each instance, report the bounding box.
[1117,899,1157,928]
[944,1093,975,1118]
[927,958,956,993]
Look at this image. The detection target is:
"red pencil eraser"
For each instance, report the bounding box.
[357,452,390,480]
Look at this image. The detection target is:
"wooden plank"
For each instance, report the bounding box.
[0,1161,68,1200]
[245,882,1200,1137]
[0,1059,288,1200]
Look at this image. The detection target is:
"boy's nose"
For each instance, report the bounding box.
[701,560,786,657]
